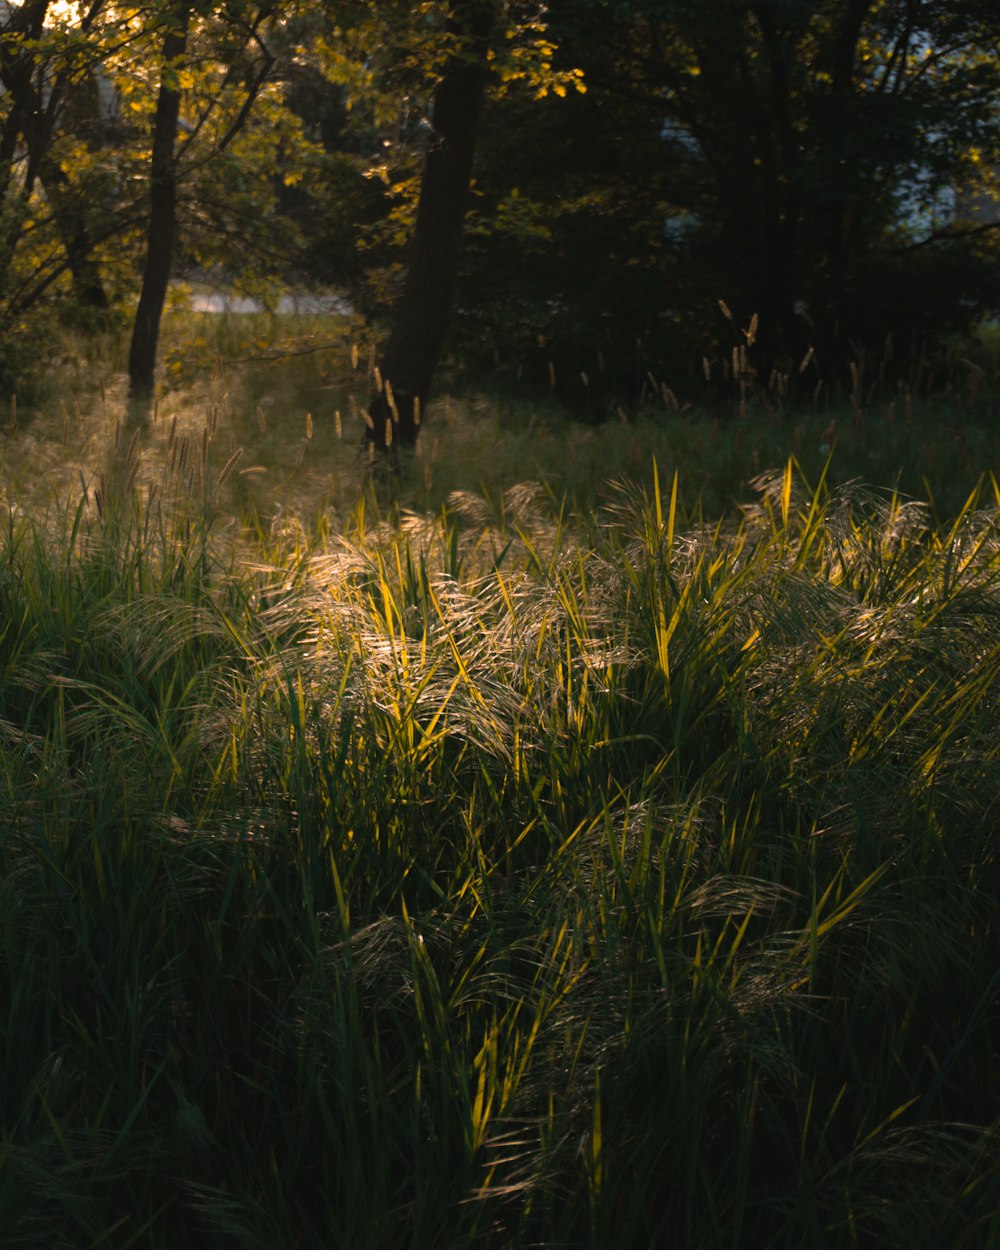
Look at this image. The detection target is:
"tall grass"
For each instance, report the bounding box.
[1,460,998,1247]
[3,304,998,529]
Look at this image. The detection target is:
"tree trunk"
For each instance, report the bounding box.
[366,0,495,453]
[40,158,109,311]
[0,0,54,303]
[128,9,189,398]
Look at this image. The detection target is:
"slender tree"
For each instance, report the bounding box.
[128,5,189,397]
[127,2,280,398]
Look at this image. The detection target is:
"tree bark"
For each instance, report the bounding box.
[128,9,189,397]
[366,0,495,453]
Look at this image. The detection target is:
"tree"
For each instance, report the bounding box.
[312,1,583,451]
[0,0,121,319]
[127,4,190,396]
[364,0,494,451]
[128,1,282,397]
[450,0,1000,399]
[6,0,998,413]
[583,1,1000,380]
[0,0,295,393]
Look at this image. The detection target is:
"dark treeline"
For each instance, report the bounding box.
[1,0,999,432]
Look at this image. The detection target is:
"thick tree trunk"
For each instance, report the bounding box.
[128,10,189,397]
[366,0,494,453]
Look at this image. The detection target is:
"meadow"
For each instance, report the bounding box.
[1,310,998,1247]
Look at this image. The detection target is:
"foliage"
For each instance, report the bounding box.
[5,1,1000,405]
[0,0,314,354]
[306,1,585,318]
[456,0,1000,391]
[1,454,998,1246]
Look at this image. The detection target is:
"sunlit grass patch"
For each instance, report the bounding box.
[1,462,997,1246]
[4,305,998,537]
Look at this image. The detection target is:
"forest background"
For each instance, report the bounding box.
[2,0,1000,425]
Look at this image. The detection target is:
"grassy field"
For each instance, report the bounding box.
[1,324,999,1246]
[4,303,998,526]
